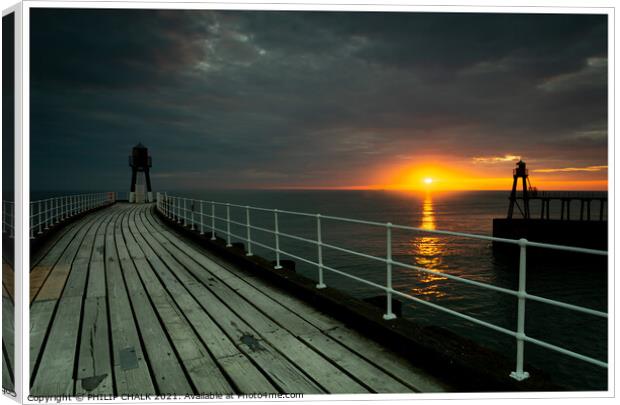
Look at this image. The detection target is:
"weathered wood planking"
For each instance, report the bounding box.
[31,215,84,266]
[2,259,13,301]
[31,208,118,395]
[105,210,154,395]
[141,210,412,392]
[125,209,277,394]
[30,210,110,303]
[30,209,113,378]
[2,343,13,391]
[2,295,14,391]
[114,209,192,394]
[130,210,325,394]
[136,214,367,393]
[76,217,114,395]
[121,208,232,394]
[144,207,447,392]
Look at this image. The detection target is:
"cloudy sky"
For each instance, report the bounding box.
[29,9,608,191]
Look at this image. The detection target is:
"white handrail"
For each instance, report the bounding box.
[26,192,116,239]
[156,193,608,381]
[2,200,15,238]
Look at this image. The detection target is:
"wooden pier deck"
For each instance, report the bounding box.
[29,203,447,396]
[2,258,15,392]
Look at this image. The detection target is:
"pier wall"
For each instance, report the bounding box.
[493,218,607,251]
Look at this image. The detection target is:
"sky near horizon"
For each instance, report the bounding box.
[29,9,608,191]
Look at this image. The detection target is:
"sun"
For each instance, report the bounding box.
[424,178,433,185]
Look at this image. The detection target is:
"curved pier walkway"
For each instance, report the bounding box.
[29,203,447,396]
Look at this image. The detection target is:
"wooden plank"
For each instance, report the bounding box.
[324,326,449,392]
[104,207,154,395]
[32,219,97,375]
[114,207,193,394]
[129,208,323,394]
[2,259,13,300]
[30,209,110,303]
[123,211,233,394]
[31,215,84,266]
[31,210,110,395]
[125,209,275,394]
[31,296,83,395]
[32,209,109,303]
[76,297,112,394]
[76,220,114,395]
[144,207,444,392]
[2,343,13,391]
[2,295,14,392]
[29,300,56,375]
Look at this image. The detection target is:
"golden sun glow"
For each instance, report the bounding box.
[362,160,608,191]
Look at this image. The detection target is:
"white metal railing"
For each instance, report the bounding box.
[27,192,116,239]
[2,200,15,238]
[156,193,608,381]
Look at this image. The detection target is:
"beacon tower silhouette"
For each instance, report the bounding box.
[507,159,531,219]
[129,142,153,203]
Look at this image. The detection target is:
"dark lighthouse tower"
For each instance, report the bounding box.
[129,142,153,203]
[507,159,530,219]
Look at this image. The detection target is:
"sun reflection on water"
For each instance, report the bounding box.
[410,192,448,298]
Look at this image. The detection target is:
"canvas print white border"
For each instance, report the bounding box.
[0,0,616,403]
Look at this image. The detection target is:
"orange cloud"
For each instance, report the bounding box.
[533,165,607,173]
[472,154,521,164]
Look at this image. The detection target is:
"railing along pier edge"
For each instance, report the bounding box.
[154,192,608,384]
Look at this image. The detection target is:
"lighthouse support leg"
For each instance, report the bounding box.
[129,169,137,203]
[145,168,153,202]
[507,176,518,219]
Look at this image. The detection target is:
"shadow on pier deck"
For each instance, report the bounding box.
[29,203,447,396]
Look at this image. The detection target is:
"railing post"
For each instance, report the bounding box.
[183,198,188,226]
[176,197,181,223]
[191,200,196,230]
[45,200,50,229]
[30,203,34,239]
[38,200,43,234]
[9,204,14,238]
[226,203,232,247]
[274,209,282,269]
[383,222,396,320]
[316,214,326,289]
[510,238,530,381]
[245,206,253,256]
[211,202,216,240]
[200,201,205,235]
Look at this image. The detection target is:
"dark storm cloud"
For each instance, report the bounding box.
[29,9,608,190]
